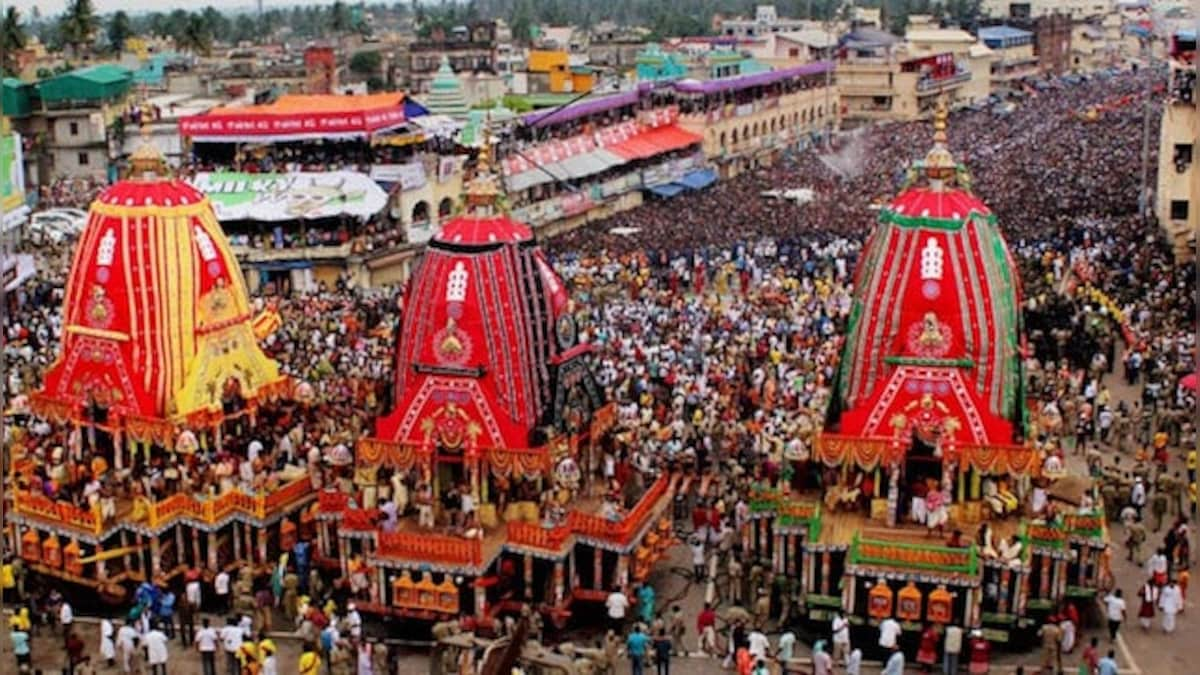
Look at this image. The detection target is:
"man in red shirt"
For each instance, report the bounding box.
[697,603,718,655]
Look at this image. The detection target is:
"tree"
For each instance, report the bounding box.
[2,7,27,76]
[58,0,98,57]
[176,12,213,56]
[107,11,132,53]
[331,1,352,33]
[349,50,382,76]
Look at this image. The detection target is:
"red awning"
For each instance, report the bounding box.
[179,93,408,142]
[607,124,702,160]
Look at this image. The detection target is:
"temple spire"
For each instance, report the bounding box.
[465,114,502,215]
[128,90,168,180]
[923,96,956,189]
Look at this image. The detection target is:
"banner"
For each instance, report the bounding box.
[1,132,29,231]
[369,163,427,191]
[179,108,405,139]
[191,171,389,222]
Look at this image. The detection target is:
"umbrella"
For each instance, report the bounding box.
[1181,372,1197,391]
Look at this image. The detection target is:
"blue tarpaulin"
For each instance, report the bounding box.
[646,183,685,198]
[676,168,717,191]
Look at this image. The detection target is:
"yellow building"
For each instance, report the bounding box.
[526,49,595,94]
[1156,58,1198,260]
[674,62,838,178]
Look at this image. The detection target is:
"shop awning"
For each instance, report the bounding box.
[558,149,626,179]
[180,93,410,143]
[505,163,572,192]
[607,124,702,160]
[646,183,686,198]
[676,168,717,190]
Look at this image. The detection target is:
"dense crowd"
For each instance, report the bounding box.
[3,67,1197,674]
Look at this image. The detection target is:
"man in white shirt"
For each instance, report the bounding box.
[214,570,231,613]
[116,620,140,675]
[943,624,964,675]
[747,628,771,661]
[1103,589,1127,641]
[831,610,851,664]
[144,623,169,675]
[186,575,203,609]
[196,618,219,675]
[1159,580,1183,633]
[59,599,74,638]
[605,590,629,633]
[878,616,902,649]
[219,617,243,675]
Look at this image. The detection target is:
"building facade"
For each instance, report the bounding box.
[720,4,808,39]
[980,25,1040,85]
[674,62,838,178]
[1156,40,1197,259]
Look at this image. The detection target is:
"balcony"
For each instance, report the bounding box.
[916,70,972,93]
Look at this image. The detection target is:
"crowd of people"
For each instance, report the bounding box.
[3,65,1197,674]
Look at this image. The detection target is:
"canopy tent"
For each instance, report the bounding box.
[179,93,411,143]
[190,171,389,222]
[605,125,703,160]
[675,168,717,191]
[646,183,685,199]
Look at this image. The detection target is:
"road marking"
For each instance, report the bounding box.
[1116,631,1144,675]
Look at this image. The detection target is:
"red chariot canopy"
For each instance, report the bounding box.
[179,93,408,142]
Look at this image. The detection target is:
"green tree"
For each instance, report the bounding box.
[331,1,352,33]
[2,7,27,76]
[349,50,382,76]
[58,0,98,57]
[107,11,132,53]
[176,12,213,56]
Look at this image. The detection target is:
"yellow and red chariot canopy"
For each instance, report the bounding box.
[36,177,285,431]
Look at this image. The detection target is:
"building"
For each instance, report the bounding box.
[407,22,501,94]
[979,25,1040,85]
[674,62,838,178]
[1071,21,1119,72]
[720,4,809,39]
[755,29,840,64]
[304,46,338,94]
[1156,32,1197,259]
[523,50,595,94]
[34,65,134,180]
[420,56,471,118]
[983,0,1114,20]
[1030,13,1075,75]
[635,44,690,82]
[837,28,989,123]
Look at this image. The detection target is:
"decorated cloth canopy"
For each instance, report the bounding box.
[374,140,603,456]
[178,93,410,143]
[35,147,285,432]
[825,102,1025,457]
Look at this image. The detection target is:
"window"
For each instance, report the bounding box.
[69,121,79,136]
[1170,200,1189,221]
[1174,143,1193,167]
[78,152,89,165]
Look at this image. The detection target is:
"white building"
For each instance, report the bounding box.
[720,5,810,39]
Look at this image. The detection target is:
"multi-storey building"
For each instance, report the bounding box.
[720,4,809,39]
[983,0,1114,21]
[407,22,500,94]
[837,28,990,123]
[980,25,1040,85]
[1156,32,1197,259]
[33,65,133,180]
[675,62,838,178]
